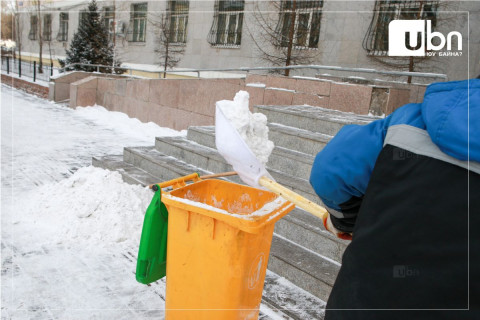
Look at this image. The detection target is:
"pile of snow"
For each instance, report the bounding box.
[216,91,274,165]
[20,166,152,246]
[1,39,16,48]
[75,105,186,143]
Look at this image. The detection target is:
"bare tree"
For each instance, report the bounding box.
[34,0,44,72]
[26,0,44,72]
[1,1,14,40]
[246,0,322,76]
[149,12,185,78]
[14,0,22,61]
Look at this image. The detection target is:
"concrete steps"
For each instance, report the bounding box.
[92,101,379,313]
[187,126,315,181]
[253,105,376,136]
[154,136,319,202]
[268,123,332,156]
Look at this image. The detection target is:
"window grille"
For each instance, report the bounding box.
[128,3,148,42]
[103,6,115,41]
[79,10,89,28]
[168,0,189,43]
[43,14,52,41]
[29,16,38,40]
[207,0,244,47]
[275,0,323,49]
[363,0,439,56]
[57,12,68,41]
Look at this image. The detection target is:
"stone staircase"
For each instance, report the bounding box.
[93,104,379,318]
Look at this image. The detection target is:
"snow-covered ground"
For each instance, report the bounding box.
[1,86,323,319]
[1,85,186,319]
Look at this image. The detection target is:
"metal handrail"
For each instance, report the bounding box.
[59,63,448,81]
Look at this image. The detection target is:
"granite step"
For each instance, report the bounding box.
[269,234,340,302]
[153,137,319,203]
[268,123,332,156]
[188,124,332,158]
[180,127,314,180]
[186,126,315,181]
[92,154,161,186]
[253,105,377,135]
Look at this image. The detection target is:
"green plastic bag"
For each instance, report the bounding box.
[136,185,168,284]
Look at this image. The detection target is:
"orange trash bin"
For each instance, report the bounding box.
[161,177,295,320]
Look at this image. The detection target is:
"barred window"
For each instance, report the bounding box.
[168,0,189,43]
[79,10,89,28]
[363,0,439,56]
[29,15,38,40]
[103,6,114,41]
[43,14,52,41]
[57,12,68,41]
[128,3,148,42]
[276,0,323,49]
[207,0,244,47]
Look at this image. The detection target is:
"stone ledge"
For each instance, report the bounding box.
[1,74,49,99]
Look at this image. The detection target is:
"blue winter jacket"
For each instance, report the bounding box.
[310,79,480,212]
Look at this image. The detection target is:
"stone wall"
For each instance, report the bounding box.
[67,73,424,130]
[49,71,127,103]
[244,75,416,116]
[1,74,49,98]
[93,78,244,130]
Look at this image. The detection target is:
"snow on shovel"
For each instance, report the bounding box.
[215,91,328,222]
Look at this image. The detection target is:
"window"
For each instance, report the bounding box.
[79,10,89,28]
[57,12,68,41]
[43,14,52,41]
[276,0,323,49]
[207,0,244,47]
[168,0,189,43]
[128,3,147,42]
[103,6,114,41]
[29,15,38,40]
[363,0,439,55]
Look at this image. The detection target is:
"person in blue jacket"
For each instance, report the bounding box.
[310,79,479,319]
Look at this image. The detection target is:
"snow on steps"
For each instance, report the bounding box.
[186,126,315,181]
[253,105,379,136]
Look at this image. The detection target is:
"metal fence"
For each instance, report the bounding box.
[59,63,448,82]
[1,56,58,83]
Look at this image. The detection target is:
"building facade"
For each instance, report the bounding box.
[17,0,480,81]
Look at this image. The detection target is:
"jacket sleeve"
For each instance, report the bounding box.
[309,103,425,233]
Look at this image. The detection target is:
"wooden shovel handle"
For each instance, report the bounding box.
[259,176,328,221]
[199,171,237,179]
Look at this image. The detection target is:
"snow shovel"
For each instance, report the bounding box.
[215,105,329,222]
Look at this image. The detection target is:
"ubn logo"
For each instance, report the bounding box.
[388,20,462,56]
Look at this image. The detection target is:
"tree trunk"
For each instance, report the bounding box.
[15,0,21,63]
[163,40,169,79]
[37,0,43,73]
[408,1,424,84]
[407,56,414,84]
[285,0,297,77]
